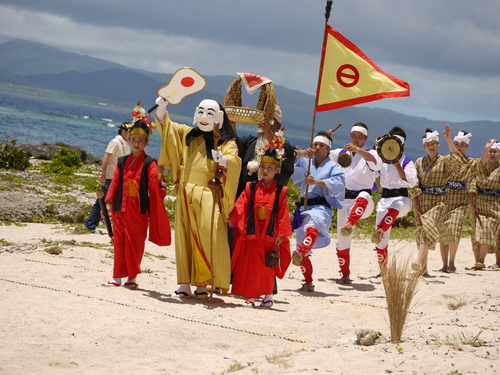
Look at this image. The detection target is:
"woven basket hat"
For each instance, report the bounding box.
[222,73,277,125]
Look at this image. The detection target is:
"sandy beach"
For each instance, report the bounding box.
[1,223,499,374]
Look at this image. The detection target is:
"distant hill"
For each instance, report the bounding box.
[0,38,497,161]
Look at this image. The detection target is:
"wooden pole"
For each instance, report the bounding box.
[303,0,333,211]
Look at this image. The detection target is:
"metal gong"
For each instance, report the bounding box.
[374,134,404,164]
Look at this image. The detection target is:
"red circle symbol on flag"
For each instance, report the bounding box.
[336,64,359,88]
[181,77,195,87]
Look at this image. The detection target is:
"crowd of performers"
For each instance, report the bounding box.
[101,96,500,307]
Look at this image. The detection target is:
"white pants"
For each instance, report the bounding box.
[336,191,375,250]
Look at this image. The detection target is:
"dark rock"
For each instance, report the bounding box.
[17,142,101,164]
[0,192,47,222]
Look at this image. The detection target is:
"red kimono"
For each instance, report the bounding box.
[106,152,171,280]
[230,180,292,299]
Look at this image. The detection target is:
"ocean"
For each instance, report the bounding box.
[0,91,308,161]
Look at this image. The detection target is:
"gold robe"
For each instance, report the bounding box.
[156,111,241,292]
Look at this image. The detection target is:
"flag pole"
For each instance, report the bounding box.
[303,0,333,211]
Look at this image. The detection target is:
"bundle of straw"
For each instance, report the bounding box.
[222,77,276,124]
[380,251,421,343]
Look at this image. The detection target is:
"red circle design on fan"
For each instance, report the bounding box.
[181,77,195,87]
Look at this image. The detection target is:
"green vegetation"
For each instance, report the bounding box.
[0,136,32,170]
[39,146,83,175]
[0,138,472,240]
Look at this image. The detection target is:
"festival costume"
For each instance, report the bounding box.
[330,148,381,277]
[155,111,241,292]
[373,154,417,261]
[292,156,345,283]
[413,153,466,249]
[236,135,295,197]
[106,153,171,281]
[230,180,292,299]
[469,159,500,254]
[444,156,472,244]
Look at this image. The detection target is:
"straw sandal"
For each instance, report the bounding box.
[103,280,120,287]
[292,251,303,266]
[260,299,274,308]
[473,262,485,270]
[370,228,384,244]
[335,276,352,285]
[340,223,353,237]
[297,282,315,292]
[172,291,191,298]
[123,282,139,289]
[242,300,255,307]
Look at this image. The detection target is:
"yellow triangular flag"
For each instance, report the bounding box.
[316,25,410,112]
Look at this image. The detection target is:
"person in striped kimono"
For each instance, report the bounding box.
[439,131,473,273]
[411,125,467,276]
[468,140,500,270]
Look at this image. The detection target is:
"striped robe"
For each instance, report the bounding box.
[444,156,474,244]
[413,153,466,249]
[469,159,500,254]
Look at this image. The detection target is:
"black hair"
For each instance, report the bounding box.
[389,126,406,140]
[353,122,368,131]
[118,122,130,135]
[460,130,469,135]
[423,128,435,138]
[130,120,149,138]
[315,130,332,142]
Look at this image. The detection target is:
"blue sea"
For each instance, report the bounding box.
[0,91,309,161]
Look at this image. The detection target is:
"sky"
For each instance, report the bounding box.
[0,0,499,123]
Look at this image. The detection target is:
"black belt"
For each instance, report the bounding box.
[446,181,467,190]
[300,196,329,207]
[420,184,446,195]
[382,188,408,198]
[478,188,500,198]
[345,189,372,200]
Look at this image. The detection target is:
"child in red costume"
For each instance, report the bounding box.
[229,138,292,308]
[104,118,171,289]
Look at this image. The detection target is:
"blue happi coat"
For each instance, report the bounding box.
[292,157,345,248]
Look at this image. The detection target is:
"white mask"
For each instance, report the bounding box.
[193,99,223,132]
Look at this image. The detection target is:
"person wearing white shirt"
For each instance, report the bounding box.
[329,123,382,284]
[370,127,418,274]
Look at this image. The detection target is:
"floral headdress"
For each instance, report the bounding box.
[247,127,287,169]
[131,100,153,135]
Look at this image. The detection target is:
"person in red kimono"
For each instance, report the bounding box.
[103,119,171,289]
[228,131,292,308]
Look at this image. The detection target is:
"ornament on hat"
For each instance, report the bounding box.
[223,72,277,125]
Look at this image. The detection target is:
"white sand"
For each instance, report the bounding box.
[1,223,499,374]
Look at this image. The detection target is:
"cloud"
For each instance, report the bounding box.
[0,0,499,122]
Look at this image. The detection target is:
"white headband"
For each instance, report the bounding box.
[351,126,368,136]
[453,131,472,145]
[313,136,332,148]
[491,143,500,151]
[394,135,405,144]
[422,130,439,145]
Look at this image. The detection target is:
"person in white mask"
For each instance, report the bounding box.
[155,97,242,299]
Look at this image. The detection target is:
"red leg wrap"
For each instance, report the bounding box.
[300,256,313,283]
[336,248,350,276]
[347,197,369,225]
[375,246,388,267]
[378,208,400,232]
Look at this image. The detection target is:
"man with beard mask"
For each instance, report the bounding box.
[155,97,241,299]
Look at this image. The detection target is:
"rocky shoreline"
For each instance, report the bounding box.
[0,142,101,224]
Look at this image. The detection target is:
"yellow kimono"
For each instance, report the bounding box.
[156,111,241,292]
